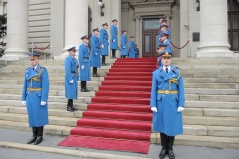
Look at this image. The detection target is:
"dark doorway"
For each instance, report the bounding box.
[142,18,160,57]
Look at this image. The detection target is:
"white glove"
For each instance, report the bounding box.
[101,44,104,48]
[22,101,26,106]
[81,65,85,70]
[41,101,46,106]
[151,107,157,112]
[69,80,73,83]
[177,107,184,112]
[113,39,115,42]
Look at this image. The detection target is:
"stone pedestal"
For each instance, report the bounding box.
[196,0,233,57]
[3,0,29,60]
[61,0,88,59]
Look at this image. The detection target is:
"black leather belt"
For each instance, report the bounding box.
[71,71,77,73]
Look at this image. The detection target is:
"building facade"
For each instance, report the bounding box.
[0,0,238,60]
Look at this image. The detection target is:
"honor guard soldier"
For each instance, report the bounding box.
[159,30,171,48]
[78,35,91,92]
[64,46,79,112]
[159,15,166,24]
[120,30,128,58]
[99,23,109,66]
[110,19,118,58]
[129,36,135,58]
[156,43,172,68]
[22,52,49,145]
[90,28,101,77]
[150,50,185,159]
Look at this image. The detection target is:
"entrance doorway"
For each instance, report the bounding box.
[142,18,160,57]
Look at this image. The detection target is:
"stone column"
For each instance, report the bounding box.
[4,0,29,60]
[196,0,233,57]
[135,17,140,49]
[110,0,121,58]
[61,0,88,59]
[50,0,64,58]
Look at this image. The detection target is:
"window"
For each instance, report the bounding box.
[228,0,239,51]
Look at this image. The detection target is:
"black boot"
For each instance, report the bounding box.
[168,136,175,159]
[102,56,107,66]
[67,99,75,112]
[81,81,90,92]
[27,127,37,144]
[34,126,43,145]
[93,67,100,77]
[159,133,167,159]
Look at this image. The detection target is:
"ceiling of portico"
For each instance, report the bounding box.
[122,0,175,18]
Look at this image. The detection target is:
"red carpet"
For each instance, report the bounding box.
[59,58,157,154]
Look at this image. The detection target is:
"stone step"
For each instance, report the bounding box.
[0,88,238,96]
[1,71,239,78]
[1,120,239,149]
[0,79,238,89]
[160,134,239,149]
[186,101,239,109]
[0,106,238,127]
[0,94,91,103]
[1,74,239,83]
[2,66,239,73]
[0,100,88,110]
[1,103,239,118]
[0,117,239,140]
[0,106,83,118]
[184,116,239,127]
[0,112,78,127]
[0,93,238,103]
[0,84,99,91]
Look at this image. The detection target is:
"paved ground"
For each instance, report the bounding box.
[0,128,238,159]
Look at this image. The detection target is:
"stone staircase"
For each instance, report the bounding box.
[0,58,238,149]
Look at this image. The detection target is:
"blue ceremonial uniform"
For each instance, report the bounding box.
[90,35,101,68]
[78,42,91,81]
[22,64,49,127]
[121,34,128,56]
[110,24,118,50]
[129,39,135,58]
[150,65,185,136]
[64,55,79,99]
[99,27,109,56]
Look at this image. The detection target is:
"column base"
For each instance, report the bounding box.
[196,42,234,58]
[2,49,29,60]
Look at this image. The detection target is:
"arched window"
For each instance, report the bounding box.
[228,0,239,51]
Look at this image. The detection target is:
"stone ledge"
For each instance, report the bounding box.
[0,141,153,159]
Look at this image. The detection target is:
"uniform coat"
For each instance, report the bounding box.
[78,43,91,81]
[99,28,109,56]
[150,65,185,136]
[90,35,101,67]
[120,34,128,56]
[64,55,79,99]
[158,39,172,51]
[129,39,135,58]
[22,64,49,127]
[110,24,118,50]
